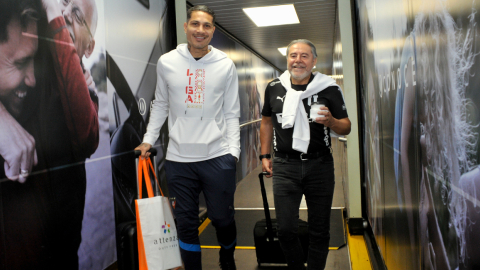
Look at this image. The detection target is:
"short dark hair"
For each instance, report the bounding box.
[187,5,216,25]
[0,0,38,43]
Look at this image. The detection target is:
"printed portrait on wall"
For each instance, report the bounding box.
[356,0,480,269]
[0,0,114,269]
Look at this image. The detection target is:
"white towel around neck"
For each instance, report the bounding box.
[279,71,339,153]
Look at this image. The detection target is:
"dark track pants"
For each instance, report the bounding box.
[165,154,237,269]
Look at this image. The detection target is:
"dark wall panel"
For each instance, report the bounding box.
[105,1,177,269]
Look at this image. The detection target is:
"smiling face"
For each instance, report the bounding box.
[60,0,96,59]
[287,42,317,84]
[0,18,37,118]
[184,11,215,57]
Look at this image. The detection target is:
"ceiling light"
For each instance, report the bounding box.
[278,47,287,56]
[243,4,300,27]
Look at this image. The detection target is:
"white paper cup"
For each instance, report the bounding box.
[310,104,325,119]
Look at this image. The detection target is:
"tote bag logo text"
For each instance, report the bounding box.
[153,235,178,245]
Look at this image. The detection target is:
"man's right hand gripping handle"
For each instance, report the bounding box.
[134,143,152,159]
[261,157,273,178]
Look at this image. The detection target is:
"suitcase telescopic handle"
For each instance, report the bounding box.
[134,148,157,157]
[259,172,274,242]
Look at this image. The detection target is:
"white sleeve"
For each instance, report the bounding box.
[223,62,241,159]
[143,58,169,146]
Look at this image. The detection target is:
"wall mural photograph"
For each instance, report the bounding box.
[356,0,480,269]
[0,0,115,269]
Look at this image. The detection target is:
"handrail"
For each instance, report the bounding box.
[239,119,262,128]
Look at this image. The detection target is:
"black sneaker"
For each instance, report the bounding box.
[219,249,236,270]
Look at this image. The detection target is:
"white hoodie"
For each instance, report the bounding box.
[143,44,240,162]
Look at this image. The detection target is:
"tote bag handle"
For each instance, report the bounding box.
[137,157,164,199]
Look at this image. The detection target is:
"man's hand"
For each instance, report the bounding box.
[0,103,38,183]
[135,143,152,159]
[41,0,62,23]
[261,158,273,178]
[314,106,334,127]
[84,69,97,93]
[314,107,351,135]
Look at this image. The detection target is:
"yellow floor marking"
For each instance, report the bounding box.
[201,246,256,250]
[198,218,211,235]
[199,217,343,250]
[346,223,372,270]
[200,246,340,250]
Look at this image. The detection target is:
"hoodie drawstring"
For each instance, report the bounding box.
[200,61,204,120]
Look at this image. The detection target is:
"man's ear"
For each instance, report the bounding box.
[184,22,187,33]
[84,38,96,59]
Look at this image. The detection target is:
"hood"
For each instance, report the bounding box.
[176,43,227,63]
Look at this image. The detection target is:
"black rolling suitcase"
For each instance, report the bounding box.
[116,149,158,270]
[117,220,138,270]
[254,172,309,267]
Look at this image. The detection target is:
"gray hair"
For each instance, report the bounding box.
[187,5,216,25]
[286,39,317,58]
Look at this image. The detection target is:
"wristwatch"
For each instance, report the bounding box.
[259,154,271,160]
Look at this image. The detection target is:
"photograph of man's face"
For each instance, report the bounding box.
[60,0,96,60]
[0,17,38,118]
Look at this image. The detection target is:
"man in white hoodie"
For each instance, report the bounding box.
[260,39,351,270]
[135,5,240,270]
